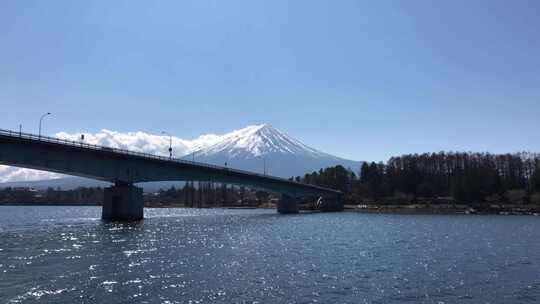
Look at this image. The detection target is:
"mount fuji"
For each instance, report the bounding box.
[184,124,361,178]
[0,124,362,189]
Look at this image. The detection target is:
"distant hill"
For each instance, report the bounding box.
[0,177,108,190]
[0,177,186,192]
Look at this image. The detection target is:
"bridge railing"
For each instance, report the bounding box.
[0,128,339,193]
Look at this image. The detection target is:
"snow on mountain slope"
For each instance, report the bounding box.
[0,124,362,185]
[193,124,325,158]
[185,124,362,178]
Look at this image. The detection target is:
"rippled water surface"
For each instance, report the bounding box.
[1,206,540,303]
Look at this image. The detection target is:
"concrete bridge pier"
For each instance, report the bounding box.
[277,194,299,214]
[320,196,344,212]
[102,182,144,221]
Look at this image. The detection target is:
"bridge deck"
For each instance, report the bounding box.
[0,128,341,197]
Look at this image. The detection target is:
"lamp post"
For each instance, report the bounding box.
[38,112,51,138]
[161,131,173,159]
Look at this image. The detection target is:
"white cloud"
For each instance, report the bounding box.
[0,165,62,183]
[55,129,193,156]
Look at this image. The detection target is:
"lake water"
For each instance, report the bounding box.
[1,206,539,303]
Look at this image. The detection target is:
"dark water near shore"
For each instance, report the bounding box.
[1,206,540,303]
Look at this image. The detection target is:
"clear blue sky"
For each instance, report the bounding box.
[1,0,539,161]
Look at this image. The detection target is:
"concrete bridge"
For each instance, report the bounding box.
[0,128,343,220]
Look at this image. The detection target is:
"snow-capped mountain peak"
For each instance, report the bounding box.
[192,124,324,158]
[184,124,362,177]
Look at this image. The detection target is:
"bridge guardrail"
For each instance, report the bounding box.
[0,128,340,193]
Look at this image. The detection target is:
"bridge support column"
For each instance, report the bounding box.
[277,194,299,214]
[102,183,144,221]
[320,196,344,212]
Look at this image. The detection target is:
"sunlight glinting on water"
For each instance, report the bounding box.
[1,206,540,303]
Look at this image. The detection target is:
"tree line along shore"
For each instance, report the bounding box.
[290,152,540,215]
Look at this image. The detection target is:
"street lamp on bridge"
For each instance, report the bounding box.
[38,112,51,139]
[161,131,173,159]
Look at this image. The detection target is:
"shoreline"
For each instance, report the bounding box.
[345,204,540,216]
[0,202,101,206]
[1,203,539,216]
